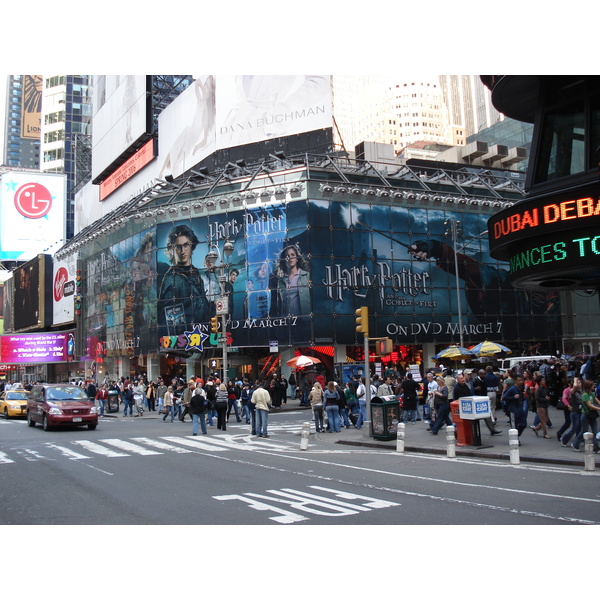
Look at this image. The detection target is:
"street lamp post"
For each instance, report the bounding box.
[445,218,464,349]
[206,238,235,383]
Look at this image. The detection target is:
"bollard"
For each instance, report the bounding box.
[300,421,311,451]
[446,425,456,458]
[508,428,520,465]
[396,422,405,453]
[583,432,595,472]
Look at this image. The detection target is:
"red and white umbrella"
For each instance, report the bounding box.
[286,355,322,369]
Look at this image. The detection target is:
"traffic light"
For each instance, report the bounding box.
[210,316,219,333]
[355,306,369,336]
[378,338,393,355]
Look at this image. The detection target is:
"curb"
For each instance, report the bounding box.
[334,439,598,468]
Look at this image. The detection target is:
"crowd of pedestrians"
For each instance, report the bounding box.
[3,354,599,453]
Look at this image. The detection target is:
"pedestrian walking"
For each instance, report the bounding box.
[252,382,271,437]
[190,385,207,435]
[215,383,229,430]
[162,386,176,422]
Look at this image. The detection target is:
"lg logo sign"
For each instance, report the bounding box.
[14,182,53,219]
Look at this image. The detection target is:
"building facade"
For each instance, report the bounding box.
[2,75,41,169]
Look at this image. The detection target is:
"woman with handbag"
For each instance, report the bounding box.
[571,379,600,452]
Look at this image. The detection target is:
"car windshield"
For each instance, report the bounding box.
[46,387,89,401]
[7,392,29,400]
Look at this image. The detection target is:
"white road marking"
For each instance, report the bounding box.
[0,451,15,464]
[44,443,89,460]
[99,438,162,456]
[71,440,129,457]
[131,437,194,453]
[160,436,228,452]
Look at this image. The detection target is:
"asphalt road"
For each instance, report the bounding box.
[2,409,599,526]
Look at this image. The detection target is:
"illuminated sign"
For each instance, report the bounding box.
[99,138,155,201]
[0,331,73,364]
[488,186,600,261]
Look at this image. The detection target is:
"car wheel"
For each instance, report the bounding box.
[88,423,97,430]
[42,415,51,431]
[27,412,36,427]
[3,408,8,419]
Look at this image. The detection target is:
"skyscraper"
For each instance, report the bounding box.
[2,75,41,169]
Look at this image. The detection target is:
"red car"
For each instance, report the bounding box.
[27,384,99,431]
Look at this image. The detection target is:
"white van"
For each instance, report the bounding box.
[497,355,557,372]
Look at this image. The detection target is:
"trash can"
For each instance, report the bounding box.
[107,389,120,413]
[370,395,400,441]
[451,401,473,446]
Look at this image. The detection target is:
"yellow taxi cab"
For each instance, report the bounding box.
[1,389,30,419]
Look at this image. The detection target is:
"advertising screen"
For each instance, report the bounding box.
[0,331,74,364]
[82,199,561,356]
[0,172,66,261]
[215,75,332,150]
[20,75,43,139]
[13,254,51,332]
[92,75,150,182]
[53,252,78,326]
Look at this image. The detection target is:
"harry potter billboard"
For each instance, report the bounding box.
[82,199,561,356]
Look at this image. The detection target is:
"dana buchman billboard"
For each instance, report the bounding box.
[91,75,150,183]
[0,172,66,261]
[157,75,332,180]
[215,75,332,149]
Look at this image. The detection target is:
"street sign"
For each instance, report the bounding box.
[215,296,228,316]
[269,341,279,353]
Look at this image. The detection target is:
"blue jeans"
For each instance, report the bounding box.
[173,403,182,420]
[256,409,268,436]
[431,401,452,434]
[98,398,105,417]
[227,398,241,421]
[355,400,367,428]
[206,408,216,426]
[192,412,207,435]
[123,399,133,416]
[404,408,416,422]
[242,403,252,423]
[561,412,581,445]
[162,406,176,422]
[572,413,599,450]
[313,404,324,432]
[340,407,351,427]
[325,405,341,432]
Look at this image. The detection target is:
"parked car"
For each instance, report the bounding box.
[0,389,30,419]
[27,384,99,431]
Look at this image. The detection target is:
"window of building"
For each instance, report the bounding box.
[534,99,585,183]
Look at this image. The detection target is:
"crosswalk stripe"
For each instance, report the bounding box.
[0,451,15,464]
[100,438,163,456]
[131,437,194,454]
[45,443,89,460]
[160,436,228,452]
[72,440,129,457]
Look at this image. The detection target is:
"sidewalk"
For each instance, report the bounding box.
[277,402,599,469]
[102,401,598,469]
